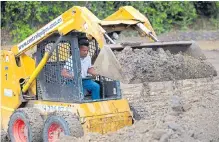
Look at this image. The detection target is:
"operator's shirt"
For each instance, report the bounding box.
[64,55,92,78]
[80,56,92,78]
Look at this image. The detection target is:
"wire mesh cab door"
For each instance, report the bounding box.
[36,33,83,103]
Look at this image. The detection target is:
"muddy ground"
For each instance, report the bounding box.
[1,31,219,142]
[58,49,219,142]
[58,31,219,142]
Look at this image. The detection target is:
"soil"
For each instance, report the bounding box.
[58,48,219,142]
[1,30,219,142]
[58,75,219,142]
[57,30,219,142]
[114,47,217,84]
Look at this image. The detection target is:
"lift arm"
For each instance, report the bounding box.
[100,6,158,41]
[13,6,113,93]
[11,6,107,57]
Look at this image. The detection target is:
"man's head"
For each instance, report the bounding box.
[79,39,89,58]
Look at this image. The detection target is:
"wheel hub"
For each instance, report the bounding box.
[13,119,28,142]
[48,123,64,142]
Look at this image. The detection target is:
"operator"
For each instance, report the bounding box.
[61,39,100,100]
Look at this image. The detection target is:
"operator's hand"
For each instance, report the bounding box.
[92,73,98,77]
[61,68,74,79]
[65,74,74,79]
[88,67,98,77]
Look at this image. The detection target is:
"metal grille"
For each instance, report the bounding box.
[43,41,72,85]
[88,40,100,64]
[36,36,82,102]
[36,34,121,103]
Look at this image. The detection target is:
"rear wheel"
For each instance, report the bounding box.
[43,112,84,142]
[8,108,43,142]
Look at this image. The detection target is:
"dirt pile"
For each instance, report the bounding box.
[58,47,219,142]
[58,76,219,142]
[114,47,217,83]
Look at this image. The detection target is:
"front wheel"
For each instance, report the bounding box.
[43,112,84,142]
[8,108,44,142]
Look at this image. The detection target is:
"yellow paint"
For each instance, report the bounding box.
[11,6,106,56]
[20,54,36,95]
[1,106,14,111]
[58,6,105,48]
[102,6,157,39]
[1,50,36,129]
[1,109,14,130]
[22,52,49,93]
[101,20,138,26]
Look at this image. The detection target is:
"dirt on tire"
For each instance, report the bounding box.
[7,108,44,142]
[50,112,84,141]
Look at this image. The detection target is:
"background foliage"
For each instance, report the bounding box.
[1,1,219,43]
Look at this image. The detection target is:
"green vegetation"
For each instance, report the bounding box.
[1,1,219,43]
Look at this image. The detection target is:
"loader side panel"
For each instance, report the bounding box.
[1,50,36,130]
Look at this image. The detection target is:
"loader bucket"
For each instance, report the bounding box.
[93,45,125,81]
[108,41,206,60]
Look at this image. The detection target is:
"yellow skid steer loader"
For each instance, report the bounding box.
[1,5,206,142]
[1,6,133,142]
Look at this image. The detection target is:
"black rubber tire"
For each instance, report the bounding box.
[43,111,84,142]
[7,108,44,142]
